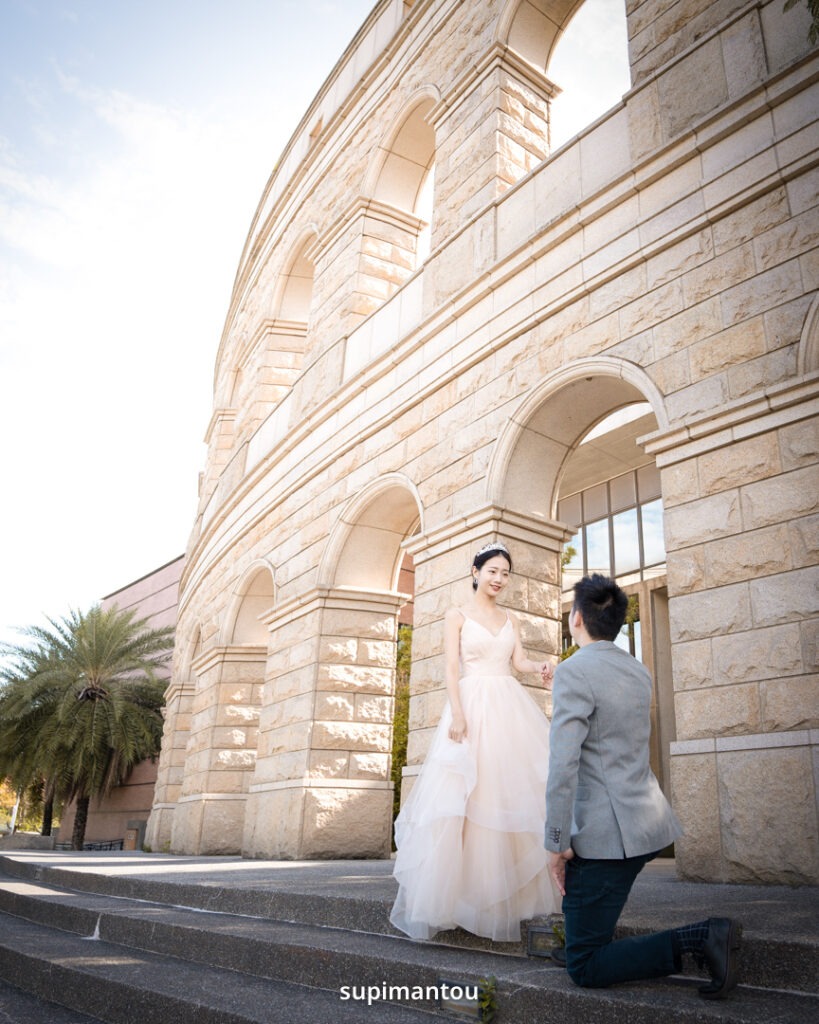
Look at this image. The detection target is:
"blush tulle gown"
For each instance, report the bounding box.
[390,612,559,941]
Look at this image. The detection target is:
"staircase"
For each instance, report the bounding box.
[0,853,816,1024]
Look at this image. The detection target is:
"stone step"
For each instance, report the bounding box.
[2,855,816,997]
[0,868,817,1024]
[0,978,101,1024]
[0,911,437,1024]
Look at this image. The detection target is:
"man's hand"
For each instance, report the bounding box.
[549,849,574,896]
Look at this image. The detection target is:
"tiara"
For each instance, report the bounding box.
[475,541,510,558]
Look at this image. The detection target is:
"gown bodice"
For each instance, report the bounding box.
[459,614,515,677]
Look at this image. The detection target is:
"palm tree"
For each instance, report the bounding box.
[0,605,173,849]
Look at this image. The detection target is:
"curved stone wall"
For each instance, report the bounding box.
[146,0,819,883]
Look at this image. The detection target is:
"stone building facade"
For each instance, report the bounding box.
[145,0,819,884]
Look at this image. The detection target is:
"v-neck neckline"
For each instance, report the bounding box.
[463,612,509,638]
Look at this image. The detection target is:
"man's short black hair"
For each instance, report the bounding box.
[573,573,628,641]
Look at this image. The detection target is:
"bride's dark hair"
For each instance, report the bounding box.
[471,543,512,590]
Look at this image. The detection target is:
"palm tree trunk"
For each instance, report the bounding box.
[71,795,90,850]
[41,798,53,836]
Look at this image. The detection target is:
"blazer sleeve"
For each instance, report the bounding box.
[544,654,595,853]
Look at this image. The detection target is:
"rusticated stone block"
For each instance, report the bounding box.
[761,675,819,732]
[311,721,390,752]
[409,688,447,731]
[698,434,781,495]
[314,693,355,721]
[703,524,792,587]
[349,752,389,780]
[309,751,348,778]
[316,663,393,694]
[666,547,706,592]
[675,683,760,739]
[658,36,728,138]
[319,638,358,663]
[669,583,751,642]
[301,786,392,858]
[670,752,723,881]
[718,747,819,884]
[689,317,766,382]
[354,695,392,722]
[779,418,819,472]
[740,465,819,530]
[242,788,303,859]
[671,638,713,690]
[749,566,819,627]
[712,623,803,684]
[659,460,699,509]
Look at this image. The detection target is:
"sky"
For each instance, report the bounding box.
[0,0,629,653]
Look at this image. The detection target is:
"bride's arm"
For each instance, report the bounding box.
[444,608,467,741]
[509,613,554,687]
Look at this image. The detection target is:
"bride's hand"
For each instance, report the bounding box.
[541,662,554,689]
[449,712,467,742]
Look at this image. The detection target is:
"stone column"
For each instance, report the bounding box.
[234,318,306,444]
[169,646,264,855]
[428,43,558,248]
[400,503,567,802]
[144,679,195,853]
[243,587,407,859]
[643,376,819,884]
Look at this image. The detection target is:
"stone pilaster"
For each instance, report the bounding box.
[400,503,568,801]
[643,376,819,883]
[243,586,407,859]
[429,43,558,248]
[169,646,264,855]
[234,319,306,445]
[144,679,195,853]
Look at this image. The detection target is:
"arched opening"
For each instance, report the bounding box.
[493,366,676,798]
[547,0,630,149]
[502,0,630,152]
[225,565,275,645]
[319,477,422,849]
[235,235,317,446]
[275,238,316,322]
[369,96,436,277]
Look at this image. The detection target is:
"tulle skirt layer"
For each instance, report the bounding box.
[390,673,559,941]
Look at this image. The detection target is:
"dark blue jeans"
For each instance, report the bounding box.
[563,852,680,988]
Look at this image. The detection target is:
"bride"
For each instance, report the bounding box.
[390,541,559,941]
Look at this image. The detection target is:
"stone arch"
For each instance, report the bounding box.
[321,474,423,592]
[488,357,669,518]
[233,234,317,444]
[222,561,276,645]
[359,93,438,280]
[269,231,318,322]
[797,291,819,375]
[367,93,437,215]
[498,0,585,72]
[490,356,676,796]
[176,623,204,684]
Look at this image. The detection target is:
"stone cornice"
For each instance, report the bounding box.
[311,196,428,268]
[164,680,196,704]
[404,503,573,564]
[236,318,308,371]
[261,585,410,632]
[428,41,560,132]
[191,644,268,676]
[640,373,819,467]
[203,408,236,445]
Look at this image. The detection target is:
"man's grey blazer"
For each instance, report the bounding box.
[544,640,682,859]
